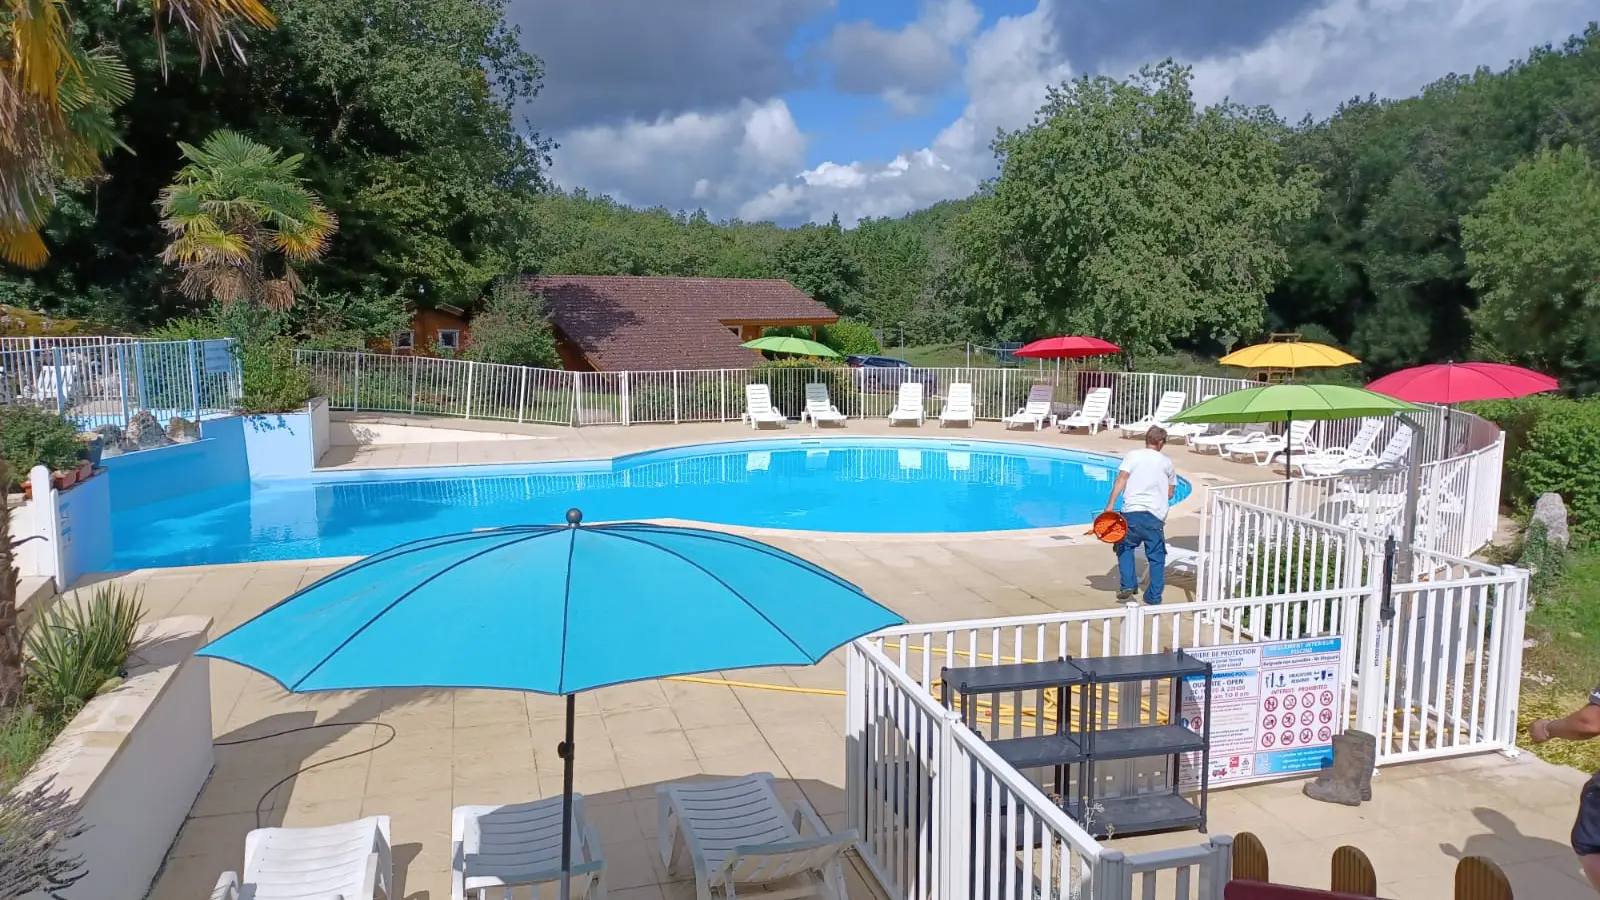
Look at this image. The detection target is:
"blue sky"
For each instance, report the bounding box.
[508,0,1598,225]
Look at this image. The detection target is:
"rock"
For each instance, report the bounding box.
[1531,493,1570,551]
[166,416,200,443]
[97,424,126,458]
[125,410,173,450]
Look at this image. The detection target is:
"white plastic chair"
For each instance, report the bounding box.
[802,383,846,428]
[939,382,975,427]
[1282,417,1384,473]
[1058,388,1111,434]
[451,795,607,900]
[1303,426,1413,476]
[1002,384,1054,430]
[211,815,393,900]
[887,382,924,426]
[745,384,787,430]
[1118,391,1187,439]
[1220,420,1317,465]
[658,773,854,900]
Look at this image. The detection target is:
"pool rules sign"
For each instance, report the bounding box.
[1177,637,1345,788]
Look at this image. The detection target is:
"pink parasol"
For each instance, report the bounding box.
[1013,336,1122,359]
[1365,362,1558,403]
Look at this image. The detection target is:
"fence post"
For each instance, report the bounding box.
[464,361,475,420]
[353,353,362,412]
[1201,835,1233,900]
[938,712,968,900]
[50,346,65,416]
[410,356,419,415]
[1496,566,1529,756]
[517,366,529,423]
[672,370,680,425]
[1091,849,1129,900]
[620,371,632,426]
[133,341,147,410]
[572,370,582,427]
[719,369,727,423]
[185,339,200,420]
[116,343,130,428]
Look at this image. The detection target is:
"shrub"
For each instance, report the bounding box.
[238,339,314,414]
[24,585,145,725]
[1471,395,1600,531]
[753,358,851,418]
[0,777,88,897]
[0,407,81,486]
[464,280,560,368]
[143,314,228,341]
[820,319,880,355]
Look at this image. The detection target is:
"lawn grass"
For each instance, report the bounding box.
[1519,539,1600,772]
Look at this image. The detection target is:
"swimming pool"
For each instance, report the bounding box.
[109,438,1191,568]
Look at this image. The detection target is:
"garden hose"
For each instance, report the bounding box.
[213,721,398,829]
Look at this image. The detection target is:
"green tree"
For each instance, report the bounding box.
[1,0,273,267]
[464,279,559,368]
[1462,144,1600,391]
[944,61,1319,352]
[158,131,336,332]
[773,218,863,314]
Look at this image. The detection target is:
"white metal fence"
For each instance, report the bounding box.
[850,562,1528,900]
[0,336,241,429]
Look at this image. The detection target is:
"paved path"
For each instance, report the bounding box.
[102,419,1590,900]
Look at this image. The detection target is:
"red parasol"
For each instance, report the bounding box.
[1013,336,1122,359]
[1365,362,1558,403]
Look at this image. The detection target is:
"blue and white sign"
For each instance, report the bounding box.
[1179,635,1344,788]
[200,339,235,375]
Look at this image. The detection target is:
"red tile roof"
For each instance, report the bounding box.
[525,275,838,371]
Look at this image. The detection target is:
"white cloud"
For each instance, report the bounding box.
[822,0,983,106]
[550,99,807,211]
[547,0,1597,225]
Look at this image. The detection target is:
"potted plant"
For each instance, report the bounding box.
[77,431,105,467]
[75,459,93,481]
[51,468,77,491]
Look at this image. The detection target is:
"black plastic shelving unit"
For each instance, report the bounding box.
[941,650,1214,840]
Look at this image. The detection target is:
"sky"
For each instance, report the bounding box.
[508,0,1598,226]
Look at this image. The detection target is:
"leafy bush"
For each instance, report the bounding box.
[753,358,851,418]
[1471,395,1600,530]
[464,279,560,368]
[143,314,228,341]
[0,407,81,486]
[820,319,880,355]
[238,339,314,414]
[24,585,145,725]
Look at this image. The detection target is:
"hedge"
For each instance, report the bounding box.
[1470,395,1600,531]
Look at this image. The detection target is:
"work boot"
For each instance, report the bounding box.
[1303,730,1375,806]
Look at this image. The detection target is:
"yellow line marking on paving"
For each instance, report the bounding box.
[668,675,847,696]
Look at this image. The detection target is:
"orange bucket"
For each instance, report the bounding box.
[1092,511,1128,544]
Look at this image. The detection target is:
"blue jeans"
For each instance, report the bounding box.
[1115,511,1166,605]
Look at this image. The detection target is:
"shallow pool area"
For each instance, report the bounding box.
[109,438,1191,568]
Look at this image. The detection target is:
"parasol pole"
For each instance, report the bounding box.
[559,692,576,900]
[1396,413,1423,583]
[1283,412,1294,511]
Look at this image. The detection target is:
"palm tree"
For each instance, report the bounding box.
[1,0,276,267]
[158,130,337,312]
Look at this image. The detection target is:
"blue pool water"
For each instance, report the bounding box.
[109,438,1191,568]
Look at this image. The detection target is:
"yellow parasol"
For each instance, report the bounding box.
[1219,341,1361,370]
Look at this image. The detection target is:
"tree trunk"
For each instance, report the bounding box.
[0,457,23,708]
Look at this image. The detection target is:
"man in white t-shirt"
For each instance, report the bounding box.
[1103,426,1178,604]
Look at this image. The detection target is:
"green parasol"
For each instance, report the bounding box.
[741,335,841,358]
[1170,384,1424,507]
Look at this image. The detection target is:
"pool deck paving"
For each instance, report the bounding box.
[84,419,1588,900]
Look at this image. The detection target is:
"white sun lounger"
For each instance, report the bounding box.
[745,384,788,430]
[1302,426,1412,476]
[452,795,607,900]
[1281,417,1384,473]
[1118,390,1188,439]
[939,382,975,427]
[658,772,854,900]
[1002,384,1054,430]
[1220,419,1317,465]
[212,815,393,900]
[802,383,846,428]
[888,382,925,426]
[22,364,77,406]
[1058,387,1111,434]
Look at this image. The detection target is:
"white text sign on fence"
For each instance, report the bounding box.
[1178,636,1344,788]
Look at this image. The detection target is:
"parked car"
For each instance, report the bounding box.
[845,355,940,393]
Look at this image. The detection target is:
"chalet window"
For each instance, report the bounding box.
[393,331,415,350]
[437,329,461,351]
